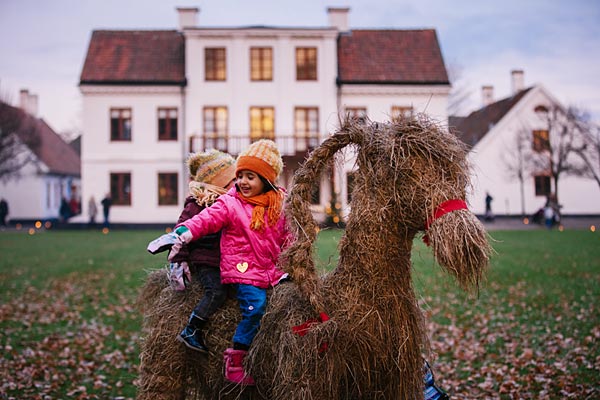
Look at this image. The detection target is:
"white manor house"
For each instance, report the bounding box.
[78,6,451,224]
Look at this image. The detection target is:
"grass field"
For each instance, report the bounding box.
[0,227,598,399]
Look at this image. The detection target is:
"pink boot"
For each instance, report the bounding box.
[223,348,255,386]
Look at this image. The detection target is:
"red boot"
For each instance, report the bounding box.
[223,348,255,386]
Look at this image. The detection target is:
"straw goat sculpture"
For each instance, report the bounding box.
[137,115,491,400]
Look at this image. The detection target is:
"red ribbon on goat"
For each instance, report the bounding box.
[422,199,468,246]
[292,312,330,353]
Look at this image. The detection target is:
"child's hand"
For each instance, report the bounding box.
[147,226,192,255]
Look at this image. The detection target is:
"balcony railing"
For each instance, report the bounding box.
[188,134,320,157]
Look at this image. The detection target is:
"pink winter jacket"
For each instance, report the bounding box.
[179,187,290,289]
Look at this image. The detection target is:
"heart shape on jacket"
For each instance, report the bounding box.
[236,262,249,273]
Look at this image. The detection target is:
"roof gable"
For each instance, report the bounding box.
[2,101,81,176]
[80,30,185,85]
[28,118,81,176]
[337,29,449,84]
[450,87,533,147]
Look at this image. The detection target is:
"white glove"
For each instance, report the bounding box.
[168,261,191,291]
[147,226,193,256]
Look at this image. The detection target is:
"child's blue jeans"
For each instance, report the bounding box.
[232,284,267,347]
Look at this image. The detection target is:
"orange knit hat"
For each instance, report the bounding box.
[235,139,283,183]
[187,149,236,188]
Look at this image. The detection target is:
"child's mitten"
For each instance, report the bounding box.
[147,226,192,255]
[168,261,191,291]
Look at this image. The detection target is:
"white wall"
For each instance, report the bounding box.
[337,84,451,215]
[0,159,79,222]
[339,84,450,124]
[80,86,185,224]
[184,28,339,145]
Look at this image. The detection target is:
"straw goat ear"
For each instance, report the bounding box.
[427,209,492,291]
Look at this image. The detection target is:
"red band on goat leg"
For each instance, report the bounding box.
[292,312,331,352]
[423,199,468,245]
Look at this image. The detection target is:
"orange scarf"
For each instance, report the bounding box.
[243,189,284,231]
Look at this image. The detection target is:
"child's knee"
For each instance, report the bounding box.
[244,298,266,319]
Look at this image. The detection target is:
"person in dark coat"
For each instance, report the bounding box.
[169,149,236,353]
[59,197,72,222]
[101,194,112,228]
[0,198,8,226]
[484,192,494,221]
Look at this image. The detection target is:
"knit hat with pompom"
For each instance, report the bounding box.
[187,149,236,188]
[235,139,283,183]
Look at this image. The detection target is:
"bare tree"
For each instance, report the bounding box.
[501,126,530,216]
[529,105,590,208]
[502,105,593,216]
[570,108,600,188]
[0,100,41,183]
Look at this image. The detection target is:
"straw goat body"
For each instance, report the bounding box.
[137,114,491,399]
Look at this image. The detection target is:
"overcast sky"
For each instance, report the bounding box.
[1,0,599,134]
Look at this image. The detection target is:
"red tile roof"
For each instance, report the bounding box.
[80,29,448,86]
[80,30,185,85]
[338,29,449,84]
[450,87,533,147]
[2,100,81,176]
[33,118,81,176]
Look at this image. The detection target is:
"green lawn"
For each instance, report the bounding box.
[0,228,598,399]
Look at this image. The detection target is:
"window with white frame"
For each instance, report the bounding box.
[296,47,317,81]
[110,108,131,141]
[203,106,228,151]
[391,106,414,120]
[250,47,273,81]
[249,107,275,141]
[294,107,319,150]
[205,48,226,81]
[158,173,178,206]
[532,130,550,152]
[345,107,367,123]
[110,172,131,205]
[534,175,551,197]
[158,108,178,141]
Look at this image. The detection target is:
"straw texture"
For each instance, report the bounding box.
[136,114,491,399]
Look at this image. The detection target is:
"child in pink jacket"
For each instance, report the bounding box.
[148,139,289,386]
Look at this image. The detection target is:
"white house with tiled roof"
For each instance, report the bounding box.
[78,6,450,224]
[450,71,600,217]
[0,90,81,224]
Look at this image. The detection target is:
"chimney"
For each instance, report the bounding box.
[327,7,350,32]
[177,7,199,30]
[511,69,524,94]
[19,89,38,117]
[481,85,494,106]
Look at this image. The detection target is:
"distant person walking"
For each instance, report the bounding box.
[0,198,8,226]
[60,197,72,222]
[88,196,98,227]
[543,203,555,229]
[484,192,494,221]
[101,193,112,228]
